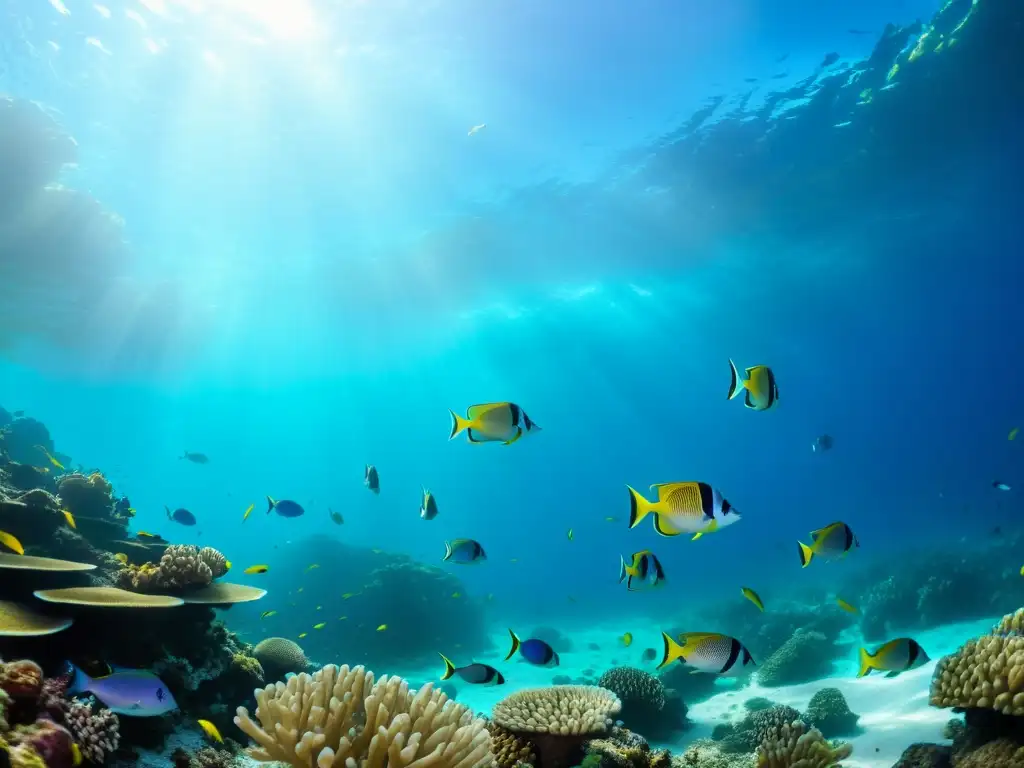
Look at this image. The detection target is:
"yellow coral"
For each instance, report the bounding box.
[231,653,264,680]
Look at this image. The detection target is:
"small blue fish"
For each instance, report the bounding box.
[181,451,209,464]
[443,538,486,564]
[66,663,177,716]
[165,506,196,526]
[267,496,305,518]
[505,629,559,667]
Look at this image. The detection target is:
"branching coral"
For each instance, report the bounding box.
[62,698,120,763]
[492,686,620,768]
[233,663,492,768]
[755,720,851,768]
[117,545,229,592]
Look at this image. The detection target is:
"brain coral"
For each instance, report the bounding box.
[253,637,308,678]
[598,667,666,712]
[931,608,1024,714]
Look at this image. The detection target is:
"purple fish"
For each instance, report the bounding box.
[67,664,177,716]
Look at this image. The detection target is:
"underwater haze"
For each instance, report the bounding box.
[3,0,1024,767]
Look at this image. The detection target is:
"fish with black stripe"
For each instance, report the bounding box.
[857,637,929,678]
[797,521,859,567]
[618,550,666,591]
[657,631,756,676]
[448,402,540,445]
[727,359,779,411]
[627,482,740,539]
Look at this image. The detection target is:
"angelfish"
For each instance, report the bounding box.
[66,663,177,716]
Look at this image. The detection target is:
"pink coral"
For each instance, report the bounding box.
[62,698,120,764]
[13,719,77,768]
[40,673,70,718]
[0,659,44,701]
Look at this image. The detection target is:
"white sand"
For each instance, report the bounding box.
[390,616,999,768]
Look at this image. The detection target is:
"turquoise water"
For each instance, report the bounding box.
[3,0,1024,765]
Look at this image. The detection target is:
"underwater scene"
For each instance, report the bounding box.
[2,0,1024,766]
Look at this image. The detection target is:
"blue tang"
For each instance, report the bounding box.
[67,663,177,716]
[165,506,196,526]
[505,629,559,667]
[266,496,305,518]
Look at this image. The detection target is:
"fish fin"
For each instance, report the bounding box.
[438,652,456,680]
[692,519,719,541]
[503,428,524,446]
[653,514,683,537]
[857,647,875,678]
[443,541,453,561]
[627,486,654,529]
[266,496,276,515]
[798,541,814,568]
[505,629,520,661]
[727,359,746,399]
[164,506,172,520]
[448,410,472,440]
[657,632,685,669]
[885,670,900,678]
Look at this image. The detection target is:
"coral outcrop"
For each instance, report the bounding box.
[755,720,851,767]
[488,721,536,768]
[804,689,859,739]
[252,638,308,679]
[757,631,836,688]
[116,545,229,592]
[233,663,492,768]
[597,667,686,740]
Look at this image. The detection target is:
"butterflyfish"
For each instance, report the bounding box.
[448,402,540,445]
[741,587,764,612]
[505,629,559,667]
[0,530,25,555]
[618,551,666,591]
[621,632,633,647]
[114,553,128,564]
[365,465,380,494]
[627,482,740,538]
[197,719,223,743]
[727,359,779,411]
[439,653,504,685]
[659,632,756,676]
[857,638,929,678]
[420,487,438,520]
[797,522,859,567]
[443,538,486,564]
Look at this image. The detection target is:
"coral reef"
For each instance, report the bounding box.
[597,667,686,738]
[755,720,851,767]
[488,721,537,768]
[712,705,803,756]
[673,740,754,768]
[234,663,492,768]
[492,685,621,768]
[585,727,670,768]
[658,663,719,707]
[891,743,952,768]
[57,474,114,520]
[803,689,859,738]
[63,697,121,763]
[116,545,229,592]
[756,631,837,688]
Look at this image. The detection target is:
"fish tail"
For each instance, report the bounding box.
[657,632,686,670]
[857,647,875,678]
[505,629,521,661]
[448,410,471,440]
[164,506,172,520]
[627,486,654,529]
[727,359,746,400]
[797,541,814,568]
[266,496,275,515]
[443,541,453,561]
[618,555,627,584]
[439,652,456,680]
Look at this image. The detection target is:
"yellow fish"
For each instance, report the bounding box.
[836,597,859,614]
[727,360,779,411]
[313,622,326,630]
[114,553,128,564]
[377,624,388,632]
[71,743,82,766]
[197,719,223,743]
[225,560,232,571]
[857,638,929,678]
[35,445,65,470]
[448,402,541,445]
[260,611,277,619]
[342,592,357,599]
[1010,427,1020,441]
[244,565,269,575]
[62,510,77,529]
[306,563,320,572]
[567,528,573,541]
[298,632,308,638]
[621,632,633,647]
[242,503,255,522]
[338,615,347,620]
[125,508,136,517]
[627,482,737,539]
[741,587,764,612]
[0,530,25,555]
[452,592,461,598]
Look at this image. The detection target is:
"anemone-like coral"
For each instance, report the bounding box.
[804,689,859,738]
[492,686,621,768]
[757,631,836,688]
[252,638,308,680]
[755,720,851,767]
[233,663,492,768]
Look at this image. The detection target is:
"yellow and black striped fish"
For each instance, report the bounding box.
[448,403,540,445]
[618,551,666,591]
[627,482,740,539]
[858,638,929,678]
[798,522,859,567]
[658,632,755,676]
[727,360,779,411]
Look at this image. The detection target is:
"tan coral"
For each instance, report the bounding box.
[233,663,492,768]
[492,686,621,735]
[930,608,1024,715]
[116,545,232,592]
[487,722,536,768]
[756,720,851,768]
